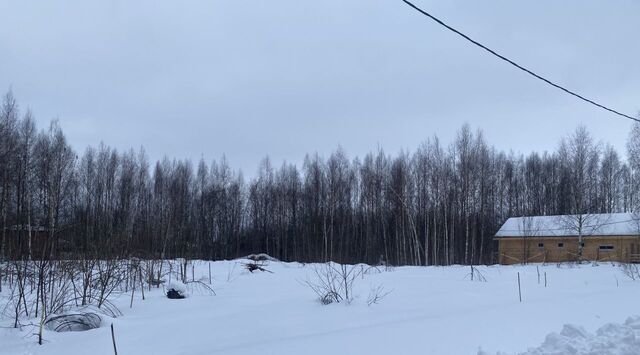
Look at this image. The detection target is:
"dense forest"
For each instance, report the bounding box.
[1,91,639,265]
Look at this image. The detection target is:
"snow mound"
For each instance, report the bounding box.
[245,253,280,262]
[494,316,640,355]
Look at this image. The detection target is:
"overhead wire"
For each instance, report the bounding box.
[400,0,640,123]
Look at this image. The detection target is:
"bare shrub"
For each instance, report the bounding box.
[94,259,126,308]
[363,265,382,275]
[185,280,216,296]
[622,263,640,280]
[305,263,361,305]
[70,258,97,306]
[145,259,171,288]
[1,258,133,345]
[226,262,240,283]
[367,284,392,306]
[465,265,487,282]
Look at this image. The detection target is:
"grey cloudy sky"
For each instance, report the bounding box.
[1,0,639,175]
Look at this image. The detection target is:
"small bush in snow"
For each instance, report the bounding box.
[186,280,216,296]
[366,284,392,306]
[362,265,382,275]
[465,265,487,282]
[621,263,640,280]
[226,263,240,283]
[305,263,361,305]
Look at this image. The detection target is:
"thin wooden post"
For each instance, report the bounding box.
[536,266,540,284]
[544,272,547,287]
[139,268,145,301]
[38,294,45,345]
[191,264,195,282]
[208,262,212,285]
[111,323,118,355]
[517,272,522,302]
[129,271,136,309]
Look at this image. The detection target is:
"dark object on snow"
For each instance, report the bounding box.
[167,288,186,299]
[45,313,101,332]
[243,262,274,273]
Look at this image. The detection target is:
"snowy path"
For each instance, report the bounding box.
[1,262,638,355]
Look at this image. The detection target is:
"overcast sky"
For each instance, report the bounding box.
[1,0,638,175]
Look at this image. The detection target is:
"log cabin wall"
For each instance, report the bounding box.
[497,236,640,264]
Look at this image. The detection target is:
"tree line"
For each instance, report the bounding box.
[1,91,639,265]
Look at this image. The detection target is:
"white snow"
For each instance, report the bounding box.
[495,212,640,237]
[488,316,640,355]
[165,280,188,294]
[1,261,639,355]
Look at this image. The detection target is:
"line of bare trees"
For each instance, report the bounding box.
[1,91,639,265]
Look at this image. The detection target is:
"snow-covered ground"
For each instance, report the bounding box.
[502,316,640,355]
[1,261,639,355]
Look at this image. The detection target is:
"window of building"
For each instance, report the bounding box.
[558,242,564,248]
[580,242,585,248]
[599,245,614,251]
[538,243,544,248]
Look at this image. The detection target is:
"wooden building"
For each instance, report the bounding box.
[495,213,640,264]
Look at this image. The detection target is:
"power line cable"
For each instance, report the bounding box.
[400,0,640,123]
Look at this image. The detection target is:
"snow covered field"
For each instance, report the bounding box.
[1,260,639,355]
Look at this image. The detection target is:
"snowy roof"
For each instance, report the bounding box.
[495,213,640,238]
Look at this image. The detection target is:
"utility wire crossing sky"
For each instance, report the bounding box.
[400,0,639,123]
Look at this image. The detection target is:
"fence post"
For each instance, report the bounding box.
[517,272,522,302]
[111,323,118,355]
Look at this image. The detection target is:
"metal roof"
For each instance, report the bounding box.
[495,213,640,238]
